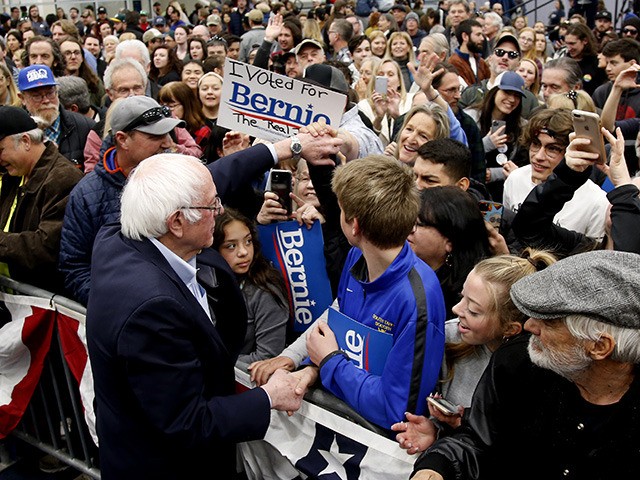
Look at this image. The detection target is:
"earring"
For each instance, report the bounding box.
[445,253,452,267]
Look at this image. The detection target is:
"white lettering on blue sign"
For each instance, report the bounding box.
[277,228,313,325]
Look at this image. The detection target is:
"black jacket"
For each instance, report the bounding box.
[58,107,96,170]
[413,333,640,480]
[512,160,640,257]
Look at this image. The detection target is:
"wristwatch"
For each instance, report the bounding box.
[290,135,302,162]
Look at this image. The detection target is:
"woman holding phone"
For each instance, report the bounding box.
[476,71,528,202]
[391,248,557,454]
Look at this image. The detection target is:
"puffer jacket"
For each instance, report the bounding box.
[59,143,276,305]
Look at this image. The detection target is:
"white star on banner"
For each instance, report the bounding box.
[317,435,354,478]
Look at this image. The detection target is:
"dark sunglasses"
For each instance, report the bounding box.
[123,106,171,132]
[623,28,638,34]
[494,48,520,59]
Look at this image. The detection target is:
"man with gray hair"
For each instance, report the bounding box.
[0,106,83,292]
[114,39,158,100]
[482,11,503,54]
[56,75,104,122]
[87,153,304,479]
[327,18,354,65]
[409,249,640,479]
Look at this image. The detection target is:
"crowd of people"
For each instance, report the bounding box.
[1,1,640,479]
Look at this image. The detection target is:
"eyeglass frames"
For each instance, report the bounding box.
[180,197,223,216]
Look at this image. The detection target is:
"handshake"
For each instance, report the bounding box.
[259,368,316,414]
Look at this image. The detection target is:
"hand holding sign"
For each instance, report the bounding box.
[307,322,339,366]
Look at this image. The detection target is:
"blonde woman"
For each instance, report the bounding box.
[302,17,325,46]
[516,58,541,98]
[385,31,417,88]
[0,64,21,107]
[357,58,414,146]
[354,55,381,101]
[368,29,387,58]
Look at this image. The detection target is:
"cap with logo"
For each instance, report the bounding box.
[302,64,349,95]
[110,96,185,135]
[247,9,264,23]
[18,65,58,92]
[294,38,324,56]
[0,106,38,142]
[153,16,166,27]
[207,14,221,26]
[97,7,107,14]
[595,11,612,21]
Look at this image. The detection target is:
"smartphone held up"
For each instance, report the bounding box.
[266,169,293,216]
[571,110,607,164]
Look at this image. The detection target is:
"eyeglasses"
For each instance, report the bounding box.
[122,106,171,131]
[519,37,534,43]
[25,87,57,102]
[494,48,520,59]
[180,197,223,216]
[63,50,82,58]
[529,140,565,159]
[623,28,638,35]
[114,85,145,96]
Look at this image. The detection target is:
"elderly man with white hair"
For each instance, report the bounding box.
[87,153,305,480]
[409,248,640,480]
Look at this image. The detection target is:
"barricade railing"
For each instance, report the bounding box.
[0,276,411,479]
[0,276,100,479]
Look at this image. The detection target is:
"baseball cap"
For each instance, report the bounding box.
[140,10,149,17]
[495,32,521,55]
[595,10,612,21]
[97,6,107,14]
[110,96,185,135]
[496,71,525,96]
[18,65,58,92]
[207,14,221,26]
[510,250,640,329]
[0,107,38,142]
[153,17,166,27]
[302,64,348,95]
[294,38,324,55]
[247,9,264,23]
[143,28,164,44]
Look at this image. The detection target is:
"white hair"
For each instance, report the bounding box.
[115,39,151,67]
[103,57,148,91]
[564,315,640,364]
[483,11,503,29]
[121,154,210,241]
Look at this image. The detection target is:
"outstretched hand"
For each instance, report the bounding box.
[391,412,438,455]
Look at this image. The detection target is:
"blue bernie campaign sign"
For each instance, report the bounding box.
[218,58,346,142]
[257,220,333,333]
[327,307,393,376]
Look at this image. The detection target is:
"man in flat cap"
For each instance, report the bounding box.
[0,106,83,292]
[408,249,640,480]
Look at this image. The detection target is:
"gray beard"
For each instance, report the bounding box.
[527,335,592,381]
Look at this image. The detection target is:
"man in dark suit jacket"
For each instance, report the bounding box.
[87,154,304,480]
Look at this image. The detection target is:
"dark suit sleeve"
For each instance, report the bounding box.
[121,295,271,446]
[208,143,274,202]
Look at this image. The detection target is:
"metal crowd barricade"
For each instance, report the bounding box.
[0,276,100,479]
[0,276,399,480]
